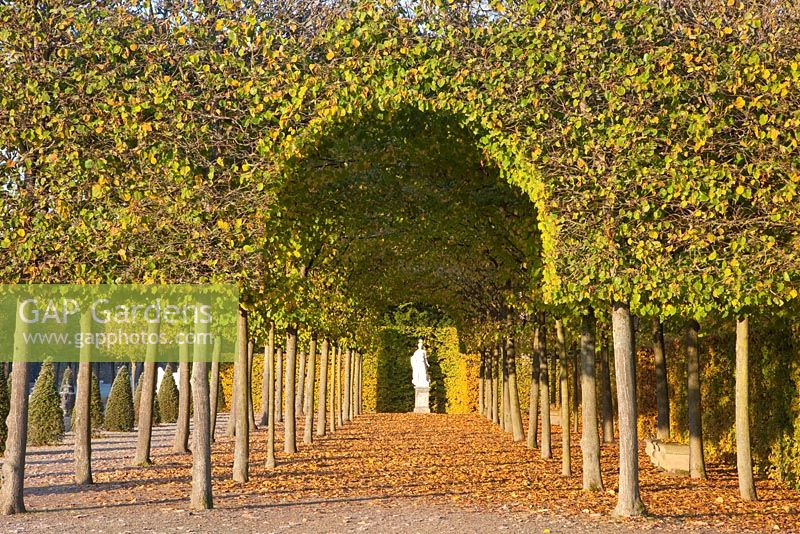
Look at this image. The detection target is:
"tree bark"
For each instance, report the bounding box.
[572,345,580,433]
[296,349,307,418]
[336,345,343,427]
[329,343,337,433]
[556,319,571,476]
[225,345,238,438]
[317,339,329,437]
[260,322,274,426]
[356,352,363,416]
[232,308,250,482]
[284,325,298,454]
[686,319,706,480]
[344,348,353,423]
[612,301,646,517]
[134,320,160,466]
[506,336,525,441]
[489,349,500,426]
[652,318,670,440]
[501,343,511,432]
[599,337,614,444]
[209,336,221,443]
[266,335,276,469]
[275,347,283,423]
[174,342,191,454]
[247,339,256,430]
[1,306,30,515]
[1,361,28,514]
[190,316,212,510]
[735,316,757,500]
[539,313,552,459]
[75,310,93,485]
[479,349,486,417]
[303,337,317,445]
[580,309,603,491]
[527,326,540,449]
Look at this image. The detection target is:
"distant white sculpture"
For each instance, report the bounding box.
[411,339,430,388]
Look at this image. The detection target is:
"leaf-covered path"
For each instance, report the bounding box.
[2,413,798,533]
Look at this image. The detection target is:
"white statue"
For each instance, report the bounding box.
[411,338,430,388]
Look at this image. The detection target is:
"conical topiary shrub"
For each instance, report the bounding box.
[0,366,9,454]
[104,366,134,431]
[157,364,179,423]
[133,371,161,427]
[28,360,65,446]
[90,372,104,432]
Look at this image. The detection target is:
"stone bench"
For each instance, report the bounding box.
[645,438,690,475]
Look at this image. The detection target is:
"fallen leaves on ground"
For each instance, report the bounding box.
[18,413,800,532]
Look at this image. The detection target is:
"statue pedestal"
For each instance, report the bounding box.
[414,387,430,413]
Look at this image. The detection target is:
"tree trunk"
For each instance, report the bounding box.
[336,345,343,427]
[506,336,525,441]
[479,350,485,417]
[580,309,603,491]
[134,320,159,466]
[275,347,283,423]
[527,326,540,449]
[174,342,191,454]
[344,348,352,423]
[736,316,757,501]
[209,336,221,443]
[599,338,614,444]
[317,339,329,437]
[260,322,274,426]
[352,351,361,416]
[539,313,552,459]
[686,319,706,480]
[329,343,337,433]
[225,345,238,438]
[556,320,571,476]
[75,310,93,485]
[284,325,298,454]
[572,345,580,433]
[296,349,307,418]
[303,337,317,445]
[232,308,250,482]
[1,306,29,515]
[266,335,276,469]
[356,352,363,416]
[652,318,670,441]
[190,316,212,510]
[247,339,256,430]
[491,346,499,425]
[0,308,29,515]
[612,301,646,517]
[501,343,511,432]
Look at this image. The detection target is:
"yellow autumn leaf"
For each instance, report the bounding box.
[734,96,745,109]
[326,50,335,61]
